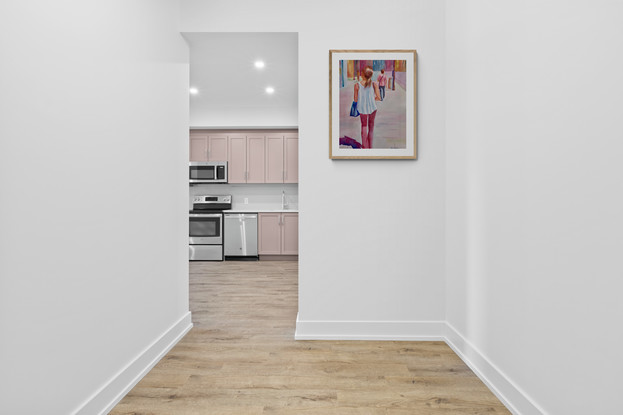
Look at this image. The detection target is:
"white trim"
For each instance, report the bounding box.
[190,126,298,130]
[295,314,446,341]
[444,323,547,415]
[70,313,546,415]
[72,312,193,415]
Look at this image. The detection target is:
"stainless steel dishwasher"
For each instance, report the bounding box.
[224,213,258,259]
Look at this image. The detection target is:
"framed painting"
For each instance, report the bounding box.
[329,49,417,159]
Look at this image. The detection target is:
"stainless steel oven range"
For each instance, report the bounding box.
[189,194,231,261]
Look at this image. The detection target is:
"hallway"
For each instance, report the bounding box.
[110,261,510,414]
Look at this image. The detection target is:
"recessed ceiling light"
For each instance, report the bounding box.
[265,86,275,94]
[254,60,265,69]
[189,87,199,95]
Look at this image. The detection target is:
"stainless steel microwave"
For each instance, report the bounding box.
[189,161,228,184]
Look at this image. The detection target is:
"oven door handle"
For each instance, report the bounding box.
[189,213,222,218]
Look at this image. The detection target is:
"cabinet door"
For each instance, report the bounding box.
[258,213,282,255]
[190,133,208,161]
[265,135,284,183]
[281,213,299,255]
[284,134,298,183]
[246,135,266,183]
[208,135,228,162]
[228,134,247,183]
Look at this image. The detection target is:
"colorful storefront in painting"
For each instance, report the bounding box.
[339,60,406,90]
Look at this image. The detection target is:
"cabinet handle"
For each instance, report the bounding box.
[206,148,209,159]
[282,171,284,182]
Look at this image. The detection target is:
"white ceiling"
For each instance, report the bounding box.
[183,32,298,127]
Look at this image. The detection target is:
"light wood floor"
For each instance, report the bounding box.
[110,261,510,414]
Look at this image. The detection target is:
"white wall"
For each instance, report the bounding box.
[180,0,448,339]
[0,1,190,414]
[445,1,623,414]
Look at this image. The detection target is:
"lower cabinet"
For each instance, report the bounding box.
[258,212,298,256]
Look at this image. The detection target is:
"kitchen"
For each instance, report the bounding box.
[184,32,299,263]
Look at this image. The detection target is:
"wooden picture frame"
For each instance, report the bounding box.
[329,49,417,159]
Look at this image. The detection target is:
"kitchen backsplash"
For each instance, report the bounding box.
[189,183,298,210]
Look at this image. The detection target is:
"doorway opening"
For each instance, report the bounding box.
[183,31,299,331]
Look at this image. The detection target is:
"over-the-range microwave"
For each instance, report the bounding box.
[189,161,228,184]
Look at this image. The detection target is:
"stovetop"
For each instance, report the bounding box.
[191,194,232,213]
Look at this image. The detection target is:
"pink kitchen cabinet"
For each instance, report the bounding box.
[246,135,266,183]
[228,134,247,183]
[230,134,265,183]
[189,132,228,162]
[265,133,298,183]
[258,212,298,256]
[265,134,285,183]
[281,213,299,255]
[190,132,208,161]
[258,213,282,255]
[207,135,228,162]
[284,134,298,183]
[189,130,297,184]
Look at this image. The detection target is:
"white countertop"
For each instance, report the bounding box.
[225,209,298,213]
[224,204,298,213]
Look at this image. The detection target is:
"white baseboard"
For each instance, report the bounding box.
[70,313,543,415]
[444,323,546,415]
[72,312,193,415]
[295,314,446,341]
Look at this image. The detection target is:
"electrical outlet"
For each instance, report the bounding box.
[244,198,248,204]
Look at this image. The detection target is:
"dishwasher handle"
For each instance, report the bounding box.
[225,213,257,219]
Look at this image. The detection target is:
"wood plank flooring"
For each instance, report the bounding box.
[110,261,510,415]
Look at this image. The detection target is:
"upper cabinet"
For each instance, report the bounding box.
[266,134,284,183]
[229,134,266,183]
[190,130,298,184]
[266,132,298,183]
[208,135,228,162]
[190,133,208,161]
[284,134,298,183]
[228,134,247,183]
[247,135,266,183]
[189,132,228,162]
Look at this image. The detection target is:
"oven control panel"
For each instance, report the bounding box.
[193,195,231,204]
